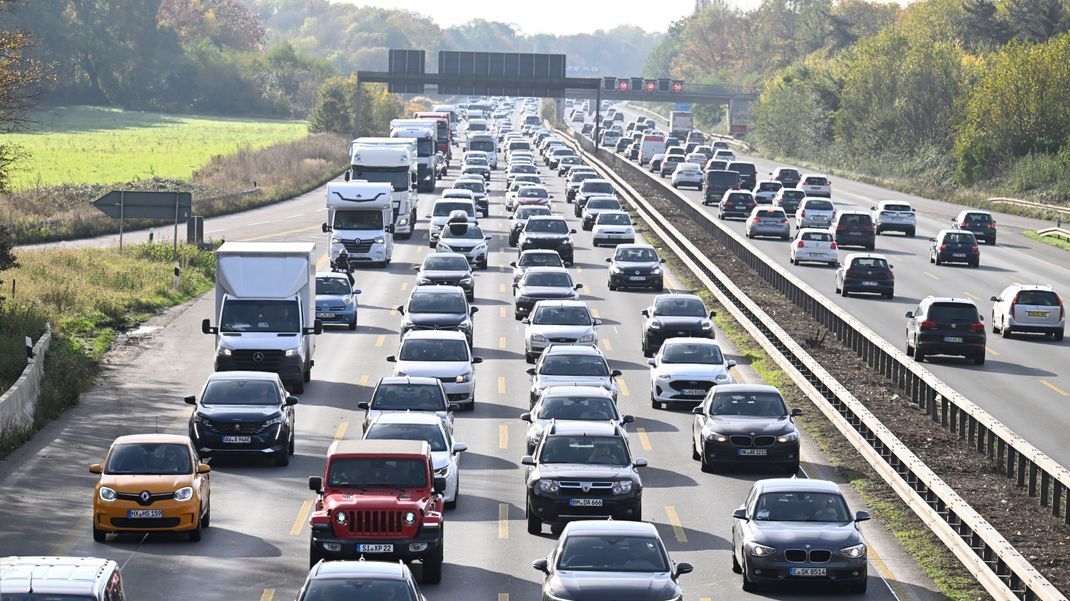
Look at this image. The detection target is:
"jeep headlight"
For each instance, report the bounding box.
[716,373,731,381]
[284,347,300,357]
[656,372,671,380]
[840,543,867,559]
[335,511,348,525]
[777,432,799,443]
[747,542,776,557]
[611,480,633,495]
[474,243,487,252]
[437,243,452,252]
[174,486,194,502]
[403,511,417,525]
[99,487,117,502]
[706,431,728,443]
[537,479,559,494]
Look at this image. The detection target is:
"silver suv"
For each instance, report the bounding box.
[523,300,599,362]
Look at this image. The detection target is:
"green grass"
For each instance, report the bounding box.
[7,106,308,190]
[1024,230,1070,252]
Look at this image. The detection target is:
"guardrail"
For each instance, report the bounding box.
[1036,226,1070,241]
[558,127,1067,601]
[0,324,51,437]
[989,197,1070,219]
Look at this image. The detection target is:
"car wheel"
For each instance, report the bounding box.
[93,525,107,542]
[741,558,757,592]
[732,550,742,574]
[974,353,986,365]
[608,282,616,291]
[289,432,296,456]
[304,363,312,383]
[905,339,915,356]
[789,256,795,264]
[421,548,444,584]
[970,259,979,268]
[785,462,799,476]
[348,317,357,331]
[188,518,202,542]
[1056,330,1065,341]
[915,349,926,362]
[907,228,916,238]
[274,447,290,467]
[525,352,535,364]
[202,500,211,528]
[293,379,304,394]
[526,503,541,535]
[1001,321,1012,338]
[650,394,661,410]
[848,578,868,594]
[692,440,701,461]
[700,452,718,474]
[309,542,325,568]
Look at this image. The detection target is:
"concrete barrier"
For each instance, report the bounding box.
[0,324,52,437]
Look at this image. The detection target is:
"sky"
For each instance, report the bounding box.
[328,0,697,35]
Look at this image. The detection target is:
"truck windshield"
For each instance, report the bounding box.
[416,138,435,156]
[221,299,300,333]
[352,166,410,192]
[469,139,494,153]
[334,210,383,231]
[327,457,428,489]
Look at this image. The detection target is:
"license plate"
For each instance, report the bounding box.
[127,509,163,519]
[952,253,966,258]
[316,312,335,319]
[739,448,767,456]
[683,389,706,396]
[943,336,963,343]
[790,567,827,577]
[628,276,646,281]
[222,435,251,444]
[1028,311,1048,317]
[569,499,603,507]
[862,281,878,286]
[357,544,394,553]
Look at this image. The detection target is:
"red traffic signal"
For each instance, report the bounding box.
[644,80,656,92]
[617,79,630,91]
[672,81,684,93]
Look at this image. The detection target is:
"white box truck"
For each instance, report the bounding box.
[389,118,439,192]
[669,111,694,139]
[348,138,419,239]
[322,181,394,267]
[201,242,321,393]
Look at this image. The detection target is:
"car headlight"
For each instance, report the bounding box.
[456,371,472,383]
[747,542,776,557]
[417,277,433,285]
[335,511,348,525]
[435,465,450,477]
[474,243,487,252]
[577,333,594,343]
[395,370,407,377]
[777,432,799,443]
[651,267,662,275]
[459,276,473,284]
[561,239,573,246]
[284,347,300,357]
[374,236,386,245]
[192,413,207,424]
[265,415,285,427]
[610,265,622,274]
[217,347,232,357]
[99,487,117,502]
[459,319,472,330]
[656,372,671,380]
[174,486,194,502]
[517,295,532,303]
[716,373,731,381]
[841,543,867,559]
[649,320,662,329]
[701,320,713,330]
[537,479,560,494]
[437,243,452,252]
[706,431,728,443]
[612,480,634,495]
[531,334,547,342]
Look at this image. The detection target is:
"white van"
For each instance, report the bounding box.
[639,134,667,165]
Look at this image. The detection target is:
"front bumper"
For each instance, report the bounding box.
[527,492,641,523]
[441,380,475,406]
[744,554,866,585]
[702,439,799,468]
[215,354,303,387]
[190,423,288,457]
[316,308,356,325]
[609,272,663,289]
[653,379,726,403]
[94,498,201,533]
[311,524,443,563]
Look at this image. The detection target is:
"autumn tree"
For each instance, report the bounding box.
[0,0,45,193]
[158,0,265,50]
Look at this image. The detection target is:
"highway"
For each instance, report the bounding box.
[608,107,1070,468]
[0,127,940,600]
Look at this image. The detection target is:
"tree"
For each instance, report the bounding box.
[0,0,45,193]
[1002,0,1070,42]
[158,0,265,50]
[0,222,17,304]
[308,75,353,135]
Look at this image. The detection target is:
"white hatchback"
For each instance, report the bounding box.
[648,338,736,408]
[789,228,838,266]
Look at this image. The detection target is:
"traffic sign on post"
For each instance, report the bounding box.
[93,190,192,259]
[644,80,656,92]
[672,81,684,93]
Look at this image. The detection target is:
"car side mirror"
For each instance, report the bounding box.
[979,315,984,321]
[904,311,914,319]
[641,309,649,317]
[727,359,737,368]
[198,463,211,474]
[660,258,666,264]
[928,237,936,242]
[183,395,196,405]
[526,368,536,375]
[89,464,102,474]
[674,562,694,578]
[453,443,468,454]
[433,476,446,494]
[201,318,217,335]
[605,257,612,263]
[647,358,657,367]
[732,508,748,520]
[611,369,623,377]
[308,476,322,492]
[633,457,648,468]
[709,310,718,318]
[691,406,704,415]
[622,414,635,424]
[357,401,370,410]
[532,558,549,574]
[791,408,804,417]
[470,307,479,315]
[447,403,461,412]
[520,412,533,423]
[509,261,517,267]
[352,289,361,295]
[521,455,536,466]
[286,396,299,406]
[386,355,397,363]
[570,229,578,234]
[990,296,999,302]
[855,510,871,522]
[574,283,583,290]
[412,265,421,271]
[593,319,601,326]
[521,317,530,324]
[485,236,492,240]
[472,356,484,364]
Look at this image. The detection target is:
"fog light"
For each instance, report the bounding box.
[754,569,763,575]
[409,543,428,552]
[323,542,341,552]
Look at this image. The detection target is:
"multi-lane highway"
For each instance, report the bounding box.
[610,107,1070,467]
[0,120,942,600]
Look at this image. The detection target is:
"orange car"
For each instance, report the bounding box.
[90,434,211,542]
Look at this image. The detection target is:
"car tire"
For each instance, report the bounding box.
[915,349,926,363]
[289,432,296,456]
[202,500,211,528]
[1056,330,1065,341]
[732,551,742,574]
[188,518,202,542]
[421,548,444,584]
[785,462,799,475]
[789,256,795,264]
[700,452,718,474]
[525,352,535,364]
[970,259,979,268]
[650,394,661,410]
[907,228,916,238]
[848,578,868,594]
[309,542,325,568]
[93,525,106,542]
[974,353,986,365]
[609,282,616,291]
[274,448,290,467]
[1001,322,1012,338]
[526,504,541,535]
[294,379,304,394]
[741,560,757,592]
[348,317,357,331]
[304,363,312,383]
[692,441,701,461]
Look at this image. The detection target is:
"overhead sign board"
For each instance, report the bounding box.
[437,51,567,97]
[387,49,425,94]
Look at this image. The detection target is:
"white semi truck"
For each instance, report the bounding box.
[389,118,439,193]
[322,181,394,267]
[348,138,419,240]
[201,242,320,393]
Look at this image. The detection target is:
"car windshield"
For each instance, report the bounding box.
[727,193,752,203]
[943,232,976,244]
[365,423,447,452]
[557,535,669,573]
[615,248,658,262]
[466,157,488,166]
[371,384,444,410]
[519,188,548,198]
[583,182,614,194]
[333,210,384,231]
[755,210,782,218]
[516,208,551,220]
[541,354,608,376]
[804,177,829,185]
[654,297,705,317]
[327,457,427,489]
[777,169,800,177]
[801,231,833,242]
[964,213,992,223]
[839,214,871,225]
[754,491,851,522]
[709,391,787,417]
[468,139,494,152]
[758,182,781,191]
[316,277,350,295]
[433,202,473,217]
[706,172,737,184]
[540,435,629,465]
[524,272,573,288]
[533,306,590,325]
[221,299,300,333]
[300,579,415,601]
[515,176,541,184]
[781,190,805,200]
[662,343,723,364]
[598,213,631,226]
[519,253,563,268]
[200,380,279,405]
[927,303,979,322]
[570,173,595,183]
[537,396,618,420]
[511,165,537,174]
[587,199,620,210]
[851,257,888,269]
[105,443,192,475]
[423,255,470,271]
[442,224,485,240]
[525,219,568,234]
[729,163,756,174]
[1015,290,1059,306]
[454,182,485,193]
[805,200,834,211]
[398,339,470,362]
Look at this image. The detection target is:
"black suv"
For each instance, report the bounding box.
[297,560,426,601]
[727,161,757,189]
[905,296,986,364]
[703,170,740,205]
[929,229,980,267]
[770,167,801,188]
[831,210,876,250]
[414,253,475,300]
[396,285,476,344]
[606,244,665,291]
[836,253,894,298]
[519,216,576,265]
[954,210,997,245]
[186,371,297,466]
[523,420,646,534]
[641,294,716,357]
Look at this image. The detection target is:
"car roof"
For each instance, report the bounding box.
[544,344,604,356]
[527,215,567,222]
[520,249,560,255]
[581,178,611,184]
[801,172,829,178]
[112,434,191,445]
[835,210,869,216]
[316,271,350,280]
[756,478,842,495]
[921,296,977,306]
[532,299,588,308]
[523,266,570,275]
[549,420,620,437]
[328,439,429,457]
[937,229,976,236]
[711,383,782,395]
[377,375,441,386]
[310,560,409,580]
[655,292,703,303]
[541,385,614,398]
[676,162,702,169]
[661,337,722,347]
[843,252,889,261]
[0,556,117,595]
[615,243,655,251]
[423,252,469,262]
[1003,283,1056,292]
[368,412,444,427]
[402,329,468,341]
[563,520,659,537]
[596,210,629,217]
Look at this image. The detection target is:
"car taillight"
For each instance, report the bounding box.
[863,225,875,232]
[753,217,762,223]
[960,222,968,228]
[920,320,939,330]
[971,245,979,252]
[799,210,806,217]
[836,226,846,232]
[796,240,805,248]
[830,242,837,250]
[845,269,858,278]
[940,244,948,251]
[969,322,985,332]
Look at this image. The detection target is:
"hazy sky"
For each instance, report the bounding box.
[328,0,698,35]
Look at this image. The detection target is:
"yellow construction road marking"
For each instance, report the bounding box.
[576,265,583,273]
[923,271,940,280]
[498,377,506,395]
[315,254,329,270]
[399,281,408,292]
[499,425,509,449]
[986,346,1000,357]
[964,292,979,301]
[498,504,509,539]
[375,335,385,348]
[602,339,613,352]
[636,427,652,451]
[619,380,630,397]
[591,308,601,319]
[499,594,509,601]
[665,506,687,542]
[500,284,507,293]
[289,500,312,536]
[390,306,398,316]
[358,374,369,387]
[499,336,507,349]
[333,421,348,440]
[260,589,275,601]
[1040,380,1070,397]
[500,306,508,318]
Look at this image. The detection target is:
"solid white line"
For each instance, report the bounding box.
[287,213,304,218]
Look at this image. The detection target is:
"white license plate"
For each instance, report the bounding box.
[627,276,646,281]
[569,499,604,507]
[127,510,163,518]
[1028,311,1048,317]
[952,253,966,258]
[862,281,878,286]
[357,544,394,553]
[739,448,767,456]
[222,435,252,444]
[943,336,963,343]
[683,389,706,396]
[790,567,827,577]
[317,312,336,319]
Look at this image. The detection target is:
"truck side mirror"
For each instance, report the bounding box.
[308,476,323,493]
[386,225,395,234]
[304,320,323,335]
[321,223,332,233]
[201,318,217,335]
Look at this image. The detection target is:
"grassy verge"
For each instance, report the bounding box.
[1024,230,1070,252]
[3,133,348,245]
[0,243,216,457]
[627,211,984,601]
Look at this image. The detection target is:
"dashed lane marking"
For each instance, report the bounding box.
[500,284,507,293]
[498,377,506,395]
[498,503,509,539]
[619,380,630,397]
[964,292,979,301]
[260,589,275,601]
[499,425,509,449]
[986,346,1000,357]
[240,224,318,242]
[289,501,311,536]
[358,374,368,387]
[637,427,652,451]
[1040,380,1070,397]
[333,421,348,440]
[602,338,613,352]
[375,335,385,348]
[923,272,939,280]
[591,308,601,319]
[665,506,687,542]
[400,281,408,292]
[500,306,508,318]
[499,336,507,349]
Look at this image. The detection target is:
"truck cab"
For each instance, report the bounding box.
[414,111,453,165]
[465,133,497,169]
[307,439,446,583]
[323,181,395,267]
[390,119,440,193]
[349,139,419,239]
[202,242,321,393]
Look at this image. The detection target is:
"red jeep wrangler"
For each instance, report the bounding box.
[307,439,445,582]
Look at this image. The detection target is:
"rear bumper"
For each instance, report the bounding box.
[215,355,304,386]
[842,278,893,294]
[916,338,985,357]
